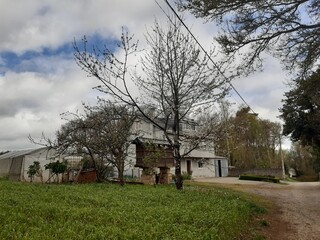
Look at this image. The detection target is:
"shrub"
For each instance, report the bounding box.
[0,175,9,181]
[45,161,67,175]
[45,161,68,183]
[27,161,41,182]
[182,171,192,180]
[296,175,319,182]
[239,174,280,183]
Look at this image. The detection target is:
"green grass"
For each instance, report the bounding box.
[0,179,265,240]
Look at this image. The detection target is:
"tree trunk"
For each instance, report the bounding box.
[118,170,125,186]
[174,144,183,190]
[88,149,100,182]
[175,158,183,190]
[172,107,183,190]
[118,158,125,186]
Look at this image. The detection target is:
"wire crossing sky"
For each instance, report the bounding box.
[157,0,258,116]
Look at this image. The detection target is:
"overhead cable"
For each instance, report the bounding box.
[156,0,257,115]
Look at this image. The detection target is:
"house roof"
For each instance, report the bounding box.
[0,147,48,160]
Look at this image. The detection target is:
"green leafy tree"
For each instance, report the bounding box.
[178,0,320,77]
[27,161,41,182]
[288,142,317,175]
[281,69,320,146]
[45,161,67,183]
[280,69,320,172]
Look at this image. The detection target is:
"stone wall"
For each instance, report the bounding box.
[140,174,155,185]
[228,168,284,178]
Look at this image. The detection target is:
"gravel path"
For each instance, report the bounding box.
[194,177,320,240]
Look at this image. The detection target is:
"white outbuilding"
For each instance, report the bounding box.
[0,147,58,182]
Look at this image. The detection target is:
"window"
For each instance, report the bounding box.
[198,160,204,168]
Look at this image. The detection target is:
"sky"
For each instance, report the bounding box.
[0,0,291,151]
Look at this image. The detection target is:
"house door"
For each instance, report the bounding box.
[186,160,192,175]
[217,160,222,177]
[215,160,222,177]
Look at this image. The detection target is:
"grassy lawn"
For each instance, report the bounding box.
[0,179,265,240]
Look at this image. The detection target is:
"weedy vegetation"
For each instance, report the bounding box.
[0,178,265,239]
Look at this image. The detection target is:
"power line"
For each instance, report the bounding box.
[156,0,257,115]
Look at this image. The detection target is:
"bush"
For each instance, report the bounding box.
[296,175,319,182]
[0,175,9,181]
[182,171,192,180]
[45,161,68,183]
[27,161,41,182]
[239,174,280,183]
[45,161,67,175]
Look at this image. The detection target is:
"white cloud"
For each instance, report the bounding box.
[0,0,292,150]
[0,0,163,54]
[0,54,98,150]
[229,55,290,122]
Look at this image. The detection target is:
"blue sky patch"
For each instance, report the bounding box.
[0,34,120,74]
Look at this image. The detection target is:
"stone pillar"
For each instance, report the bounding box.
[140,168,155,185]
[159,167,172,184]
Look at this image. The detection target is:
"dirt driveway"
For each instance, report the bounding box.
[194,177,320,240]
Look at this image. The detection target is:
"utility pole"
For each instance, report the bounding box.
[279,134,286,179]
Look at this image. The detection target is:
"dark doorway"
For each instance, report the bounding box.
[187,160,192,175]
[217,160,222,177]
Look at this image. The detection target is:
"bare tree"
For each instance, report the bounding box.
[30,100,137,184]
[74,17,228,190]
[83,100,137,185]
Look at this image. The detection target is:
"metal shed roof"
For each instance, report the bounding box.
[0,148,47,160]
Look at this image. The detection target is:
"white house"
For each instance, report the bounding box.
[124,116,228,180]
[184,149,228,178]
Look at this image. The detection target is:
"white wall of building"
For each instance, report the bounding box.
[21,149,60,182]
[0,158,11,177]
[123,144,142,178]
[180,158,216,177]
[192,159,216,177]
